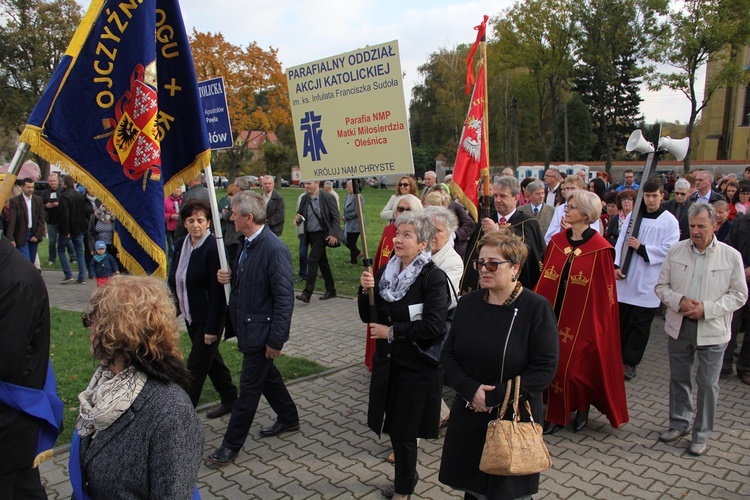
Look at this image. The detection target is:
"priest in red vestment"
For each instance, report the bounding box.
[534,190,629,434]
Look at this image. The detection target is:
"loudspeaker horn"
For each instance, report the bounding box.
[657,136,690,162]
[625,130,655,154]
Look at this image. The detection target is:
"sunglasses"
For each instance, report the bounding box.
[397,206,411,212]
[473,260,510,272]
[398,182,410,187]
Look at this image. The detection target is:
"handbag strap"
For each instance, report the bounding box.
[496,378,513,419]
[498,308,518,387]
[511,375,522,422]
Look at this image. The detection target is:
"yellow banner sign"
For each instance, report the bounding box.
[287,40,414,181]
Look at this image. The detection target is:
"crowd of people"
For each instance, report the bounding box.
[3,165,750,499]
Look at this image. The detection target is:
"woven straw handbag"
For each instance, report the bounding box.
[479,376,552,476]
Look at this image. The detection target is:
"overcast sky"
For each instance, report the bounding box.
[174,0,703,126]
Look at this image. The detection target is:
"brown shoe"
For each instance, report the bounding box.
[206,403,233,419]
[385,452,395,464]
[741,373,750,386]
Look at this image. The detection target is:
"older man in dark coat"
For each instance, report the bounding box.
[207,191,298,466]
[58,175,88,283]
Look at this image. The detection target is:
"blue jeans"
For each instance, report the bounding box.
[58,233,85,280]
[47,223,75,264]
[17,229,39,263]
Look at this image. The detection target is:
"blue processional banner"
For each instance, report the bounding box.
[21,0,211,278]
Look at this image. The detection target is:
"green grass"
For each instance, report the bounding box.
[39,185,395,296]
[50,307,326,446]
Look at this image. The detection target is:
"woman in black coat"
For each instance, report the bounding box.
[168,199,237,415]
[359,211,449,500]
[439,229,559,500]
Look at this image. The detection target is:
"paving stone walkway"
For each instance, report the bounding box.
[39,270,750,498]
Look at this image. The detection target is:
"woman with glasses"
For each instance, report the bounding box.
[380,176,419,222]
[365,194,423,371]
[359,211,449,500]
[72,276,203,499]
[604,189,636,246]
[736,186,750,214]
[439,229,558,500]
[535,190,629,435]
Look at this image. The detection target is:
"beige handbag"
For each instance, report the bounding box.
[479,376,552,476]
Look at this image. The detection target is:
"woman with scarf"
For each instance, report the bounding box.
[359,211,449,500]
[168,199,237,417]
[87,204,122,271]
[71,276,203,498]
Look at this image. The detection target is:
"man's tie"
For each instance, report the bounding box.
[499,217,507,226]
[533,207,539,216]
[238,239,250,269]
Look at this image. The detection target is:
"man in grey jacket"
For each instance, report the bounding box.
[655,203,747,456]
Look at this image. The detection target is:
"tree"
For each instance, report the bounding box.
[189,30,292,181]
[0,0,82,135]
[552,93,596,161]
[409,45,470,159]
[573,0,668,171]
[261,141,292,186]
[492,0,578,167]
[653,0,750,171]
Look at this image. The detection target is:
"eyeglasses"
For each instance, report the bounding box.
[564,204,579,211]
[398,182,410,187]
[396,206,411,212]
[621,198,634,203]
[741,192,750,196]
[473,260,510,272]
[674,191,688,197]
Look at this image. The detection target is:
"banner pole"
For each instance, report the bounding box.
[480,36,491,220]
[203,163,231,303]
[353,178,377,321]
[0,143,30,215]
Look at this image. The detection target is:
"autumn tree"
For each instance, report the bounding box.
[493,0,578,167]
[574,0,668,171]
[189,30,292,181]
[653,0,750,171]
[409,45,471,168]
[0,0,82,175]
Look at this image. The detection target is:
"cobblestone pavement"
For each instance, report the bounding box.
[39,270,750,498]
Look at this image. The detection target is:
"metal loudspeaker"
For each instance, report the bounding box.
[625,130,655,154]
[657,136,690,162]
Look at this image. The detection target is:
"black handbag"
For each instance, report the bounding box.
[413,268,458,366]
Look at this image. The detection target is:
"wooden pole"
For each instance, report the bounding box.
[480,37,491,219]
[352,178,377,321]
[0,143,30,215]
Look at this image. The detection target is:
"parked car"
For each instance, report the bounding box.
[241,175,259,187]
[213,175,228,188]
[280,177,290,187]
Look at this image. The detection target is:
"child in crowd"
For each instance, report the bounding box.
[89,240,119,286]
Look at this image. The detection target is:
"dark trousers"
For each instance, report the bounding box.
[391,436,418,495]
[620,302,659,367]
[0,465,46,499]
[298,233,309,278]
[222,348,299,451]
[185,322,237,407]
[725,298,750,373]
[304,230,335,294]
[346,231,361,264]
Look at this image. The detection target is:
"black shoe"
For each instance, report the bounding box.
[206,446,238,466]
[206,403,233,419]
[623,365,636,380]
[543,421,563,435]
[319,290,337,300]
[573,408,589,432]
[720,366,733,377]
[295,276,306,283]
[259,421,300,437]
[382,471,418,498]
[296,292,311,303]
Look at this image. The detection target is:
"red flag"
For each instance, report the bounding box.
[465,15,488,94]
[449,63,485,222]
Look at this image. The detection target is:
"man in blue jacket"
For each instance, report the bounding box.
[207,191,299,466]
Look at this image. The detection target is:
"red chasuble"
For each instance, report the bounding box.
[534,230,629,428]
[364,224,398,371]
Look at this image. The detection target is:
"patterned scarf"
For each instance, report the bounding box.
[95,205,115,224]
[75,364,147,438]
[379,250,432,302]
